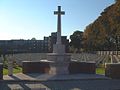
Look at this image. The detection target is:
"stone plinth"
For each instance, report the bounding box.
[0,63,3,80]
[105,63,120,79]
[53,44,65,53]
[22,61,50,74]
[69,61,96,74]
[47,53,71,74]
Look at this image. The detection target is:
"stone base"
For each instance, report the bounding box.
[69,61,96,74]
[47,53,71,75]
[105,63,120,79]
[22,59,96,75]
[0,63,3,80]
[53,44,65,53]
[49,62,69,74]
[22,61,50,74]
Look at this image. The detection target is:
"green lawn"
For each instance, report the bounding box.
[3,67,105,75]
[3,67,22,75]
[96,67,105,75]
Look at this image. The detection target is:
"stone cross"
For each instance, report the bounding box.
[54,6,65,44]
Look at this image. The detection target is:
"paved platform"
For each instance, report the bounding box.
[3,73,110,81]
[1,73,120,90]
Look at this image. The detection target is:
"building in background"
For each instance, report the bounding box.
[0,39,47,54]
[0,32,69,54]
[48,32,69,53]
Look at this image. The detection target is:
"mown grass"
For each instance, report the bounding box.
[3,67,22,75]
[3,65,105,75]
[96,67,105,75]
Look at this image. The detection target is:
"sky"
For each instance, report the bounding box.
[0,0,115,40]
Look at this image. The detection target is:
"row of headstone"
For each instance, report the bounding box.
[97,51,120,55]
[115,55,120,62]
[71,53,104,62]
[10,53,108,66]
[71,53,120,66]
[13,53,47,66]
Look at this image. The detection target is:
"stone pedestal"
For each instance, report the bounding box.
[47,53,71,75]
[53,44,65,53]
[0,63,3,80]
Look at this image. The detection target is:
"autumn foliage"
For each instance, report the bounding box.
[83,1,120,51]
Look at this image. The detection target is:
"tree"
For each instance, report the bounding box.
[70,31,83,53]
[115,0,120,3]
[31,37,36,40]
[84,1,120,51]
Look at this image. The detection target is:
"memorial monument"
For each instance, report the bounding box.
[47,6,71,74]
[22,6,95,75]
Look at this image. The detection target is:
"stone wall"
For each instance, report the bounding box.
[22,61,50,74]
[0,63,3,80]
[69,61,96,74]
[22,61,96,74]
[105,63,120,79]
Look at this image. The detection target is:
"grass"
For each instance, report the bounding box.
[3,67,22,75]
[96,67,105,75]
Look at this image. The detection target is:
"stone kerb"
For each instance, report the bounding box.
[0,63,3,80]
[105,63,120,79]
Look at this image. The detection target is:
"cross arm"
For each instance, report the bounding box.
[54,11,65,15]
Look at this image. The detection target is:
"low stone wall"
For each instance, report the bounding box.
[22,61,96,74]
[105,63,120,79]
[22,61,50,74]
[0,63,3,80]
[69,61,96,74]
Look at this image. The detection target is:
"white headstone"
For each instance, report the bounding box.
[110,55,113,63]
[0,56,2,63]
[0,55,4,63]
[7,55,13,76]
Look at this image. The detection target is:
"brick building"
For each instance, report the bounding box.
[48,32,69,53]
[0,32,69,54]
[0,39,49,54]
